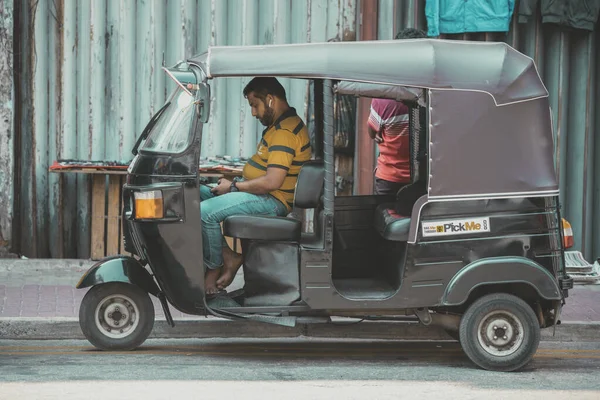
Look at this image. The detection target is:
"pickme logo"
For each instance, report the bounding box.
[438,221,483,233]
[422,217,490,237]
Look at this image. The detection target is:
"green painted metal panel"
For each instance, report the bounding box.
[0,0,14,251]
[12,0,598,262]
[33,0,50,257]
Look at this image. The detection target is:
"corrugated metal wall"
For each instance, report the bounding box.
[377,0,600,262]
[13,0,356,258]
[0,0,14,253]
[12,0,600,262]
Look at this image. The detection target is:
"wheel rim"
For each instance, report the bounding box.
[94,294,140,339]
[476,310,525,357]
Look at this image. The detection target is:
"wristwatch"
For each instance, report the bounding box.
[230,180,239,192]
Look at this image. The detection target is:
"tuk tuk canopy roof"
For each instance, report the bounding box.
[189,39,548,106]
[186,40,558,199]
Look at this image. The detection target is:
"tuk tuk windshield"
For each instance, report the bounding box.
[141,87,195,154]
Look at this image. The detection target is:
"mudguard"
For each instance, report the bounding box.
[441,257,562,306]
[76,256,160,297]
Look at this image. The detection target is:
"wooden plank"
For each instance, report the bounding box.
[334,154,355,196]
[221,222,242,255]
[50,169,239,176]
[106,175,121,256]
[118,175,131,257]
[49,168,128,175]
[90,175,106,260]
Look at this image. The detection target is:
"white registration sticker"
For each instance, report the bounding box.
[422,217,491,237]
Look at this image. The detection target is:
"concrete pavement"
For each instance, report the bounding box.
[1,258,600,341]
[1,339,600,399]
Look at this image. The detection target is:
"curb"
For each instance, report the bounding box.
[1,317,599,342]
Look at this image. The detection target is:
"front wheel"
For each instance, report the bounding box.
[79,282,155,351]
[459,293,540,372]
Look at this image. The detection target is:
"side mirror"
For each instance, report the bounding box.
[196,83,210,123]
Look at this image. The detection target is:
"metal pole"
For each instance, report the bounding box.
[355,0,378,194]
[323,79,334,215]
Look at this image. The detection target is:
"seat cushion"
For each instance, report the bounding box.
[374,203,411,241]
[223,215,302,242]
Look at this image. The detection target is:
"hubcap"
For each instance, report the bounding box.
[95,294,140,339]
[477,310,524,357]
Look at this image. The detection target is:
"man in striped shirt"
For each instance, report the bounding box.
[368,28,427,196]
[201,77,311,294]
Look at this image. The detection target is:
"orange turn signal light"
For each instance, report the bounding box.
[134,191,164,219]
[562,218,574,249]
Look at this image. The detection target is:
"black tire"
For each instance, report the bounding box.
[79,282,155,351]
[459,293,540,372]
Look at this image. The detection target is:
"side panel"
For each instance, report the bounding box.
[399,196,564,307]
[125,117,205,315]
[441,257,562,306]
[429,91,558,198]
[76,256,160,296]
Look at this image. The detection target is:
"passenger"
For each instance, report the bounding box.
[201,77,312,294]
[368,28,427,196]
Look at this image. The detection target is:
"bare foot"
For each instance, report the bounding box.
[205,267,222,295]
[216,246,243,289]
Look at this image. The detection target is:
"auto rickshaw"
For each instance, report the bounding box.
[76,39,574,372]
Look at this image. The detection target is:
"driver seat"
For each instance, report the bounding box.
[223,160,324,242]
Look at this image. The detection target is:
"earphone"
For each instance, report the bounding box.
[269,99,272,107]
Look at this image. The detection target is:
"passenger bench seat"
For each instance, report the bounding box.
[374,205,411,241]
[373,181,426,242]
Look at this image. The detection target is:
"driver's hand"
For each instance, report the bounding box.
[374,132,383,144]
[211,178,232,195]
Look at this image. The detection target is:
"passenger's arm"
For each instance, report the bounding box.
[234,168,287,194]
[210,167,288,196]
[211,130,296,195]
[368,106,383,143]
[368,126,383,143]
[211,168,286,195]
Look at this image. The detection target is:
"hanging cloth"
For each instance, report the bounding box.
[425,0,516,37]
[518,0,600,32]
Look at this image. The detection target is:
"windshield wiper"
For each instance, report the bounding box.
[132,102,171,156]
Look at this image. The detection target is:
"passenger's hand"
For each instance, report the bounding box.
[211,178,232,195]
[374,132,383,144]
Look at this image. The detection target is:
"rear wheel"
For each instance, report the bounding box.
[459,293,540,372]
[79,282,155,351]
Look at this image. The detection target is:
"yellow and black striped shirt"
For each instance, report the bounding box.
[242,108,312,211]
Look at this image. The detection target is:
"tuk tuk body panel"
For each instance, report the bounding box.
[403,196,563,305]
[123,127,207,315]
[76,256,161,297]
[441,257,562,306]
[241,241,301,307]
[428,91,558,199]
[297,194,563,311]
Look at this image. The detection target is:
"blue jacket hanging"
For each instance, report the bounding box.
[425,0,516,37]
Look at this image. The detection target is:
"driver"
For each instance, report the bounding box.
[201,77,312,294]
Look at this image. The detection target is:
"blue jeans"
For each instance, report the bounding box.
[200,185,289,270]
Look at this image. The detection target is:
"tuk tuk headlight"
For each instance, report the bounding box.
[133,190,164,219]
